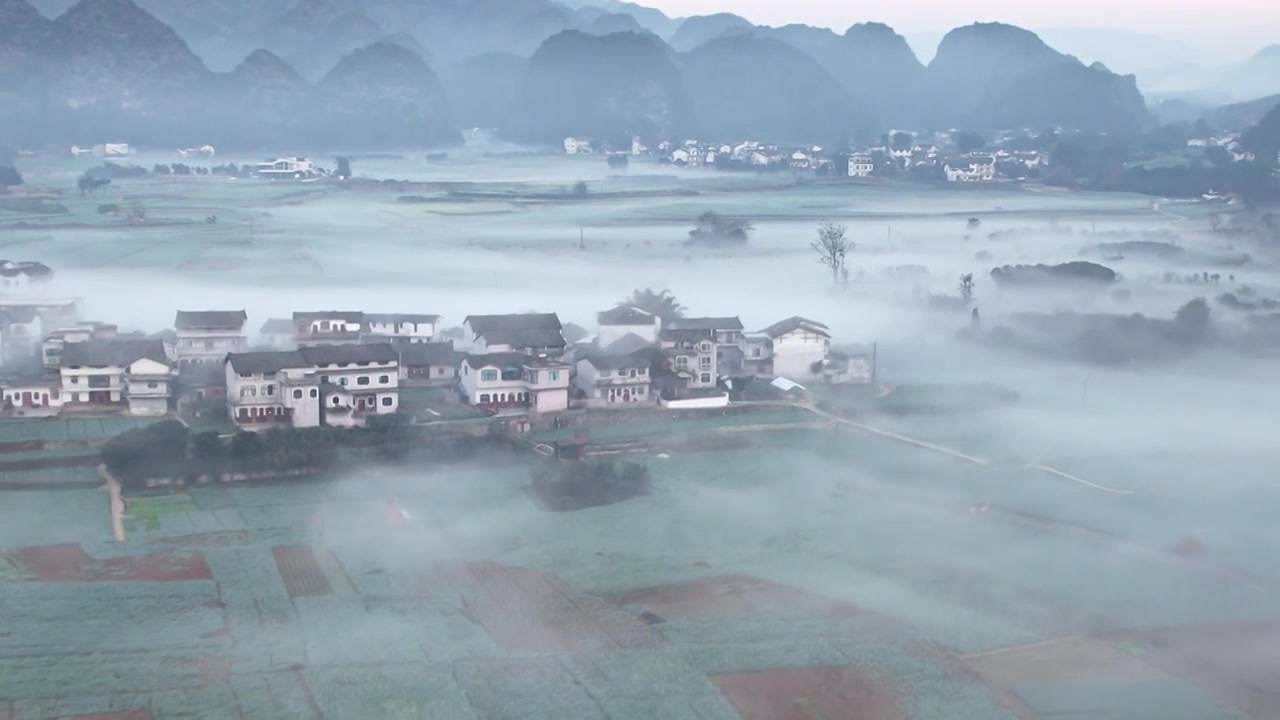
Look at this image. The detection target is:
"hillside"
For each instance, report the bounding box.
[1242,102,1280,162]
[442,52,527,130]
[667,13,752,51]
[919,23,1148,134]
[311,41,460,148]
[1206,94,1280,133]
[681,34,870,144]
[514,30,692,145]
[259,0,388,81]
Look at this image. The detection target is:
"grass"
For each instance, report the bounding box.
[123,493,198,532]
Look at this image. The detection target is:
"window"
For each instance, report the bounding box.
[237,408,248,419]
[241,386,256,398]
[550,371,560,382]
[479,394,491,403]
[699,342,712,353]
[203,340,215,349]
[751,348,761,358]
[339,377,348,386]
[293,389,303,399]
[70,376,79,384]
[381,397,392,407]
[480,369,497,382]
[147,382,158,389]
[599,369,611,378]
[436,367,446,376]
[332,397,340,406]
[379,375,389,384]
[675,356,688,369]
[700,373,712,384]
[527,370,539,384]
[265,385,275,396]
[309,389,318,398]
[637,387,645,396]
[700,356,712,369]
[357,376,370,386]
[628,369,636,378]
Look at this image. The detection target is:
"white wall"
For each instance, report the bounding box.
[660,393,729,409]
[176,330,246,363]
[772,329,829,379]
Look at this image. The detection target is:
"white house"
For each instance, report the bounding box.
[0,261,53,293]
[564,138,594,155]
[756,316,832,379]
[1,376,65,414]
[255,157,317,179]
[60,339,176,416]
[462,313,566,355]
[364,313,440,343]
[574,353,651,407]
[173,310,248,366]
[596,306,659,348]
[458,352,570,413]
[293,311,363,346]
[848,154,874,178]
[945,155,996,183]
[224,344,400,430]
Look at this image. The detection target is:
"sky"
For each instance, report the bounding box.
[642,0,1280,58]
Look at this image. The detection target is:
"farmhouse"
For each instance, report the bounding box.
[173,310,248,366]
[397,342,461,384]
[596,306,659,347]
[574,353,651,407]
[365,313,440,343]
[225,343,400,430]
[462,313,566,355]
[754,316,832,379]
[59,339,175,416]
[0,260,53,292]
[293,311,363,346]
[458,352,570,413]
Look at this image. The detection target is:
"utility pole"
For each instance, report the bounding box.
[871,341,878,385]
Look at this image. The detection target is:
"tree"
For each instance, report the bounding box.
[954,131,986,154]
[691,211,753,242]
[959,273,975,303]
[100,420,191,488]
[891,131,914,150]
[606,154,628,170]
[573,180,589,196]
[620,288,685,322]
[335,156,352,179]
[1171,297,1210,345]
[0,165,22,189]
[966,217,981,230]
[77,175,110,195]
[811,222,851,285]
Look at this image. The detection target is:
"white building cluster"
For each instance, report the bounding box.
[0,296,872,429]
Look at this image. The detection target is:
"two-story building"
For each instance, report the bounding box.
[661,317,745,384]
[0,261,53,293]
[458,352,570,413]
[59,338,175,416]
[173,310,248,366]
[365,313,440,344]
[293,311,363,347]
[848,154,874,178]
[224,343,400,430]
[574,353,651,407]
[462,313,566,355]
[753,316,832,379]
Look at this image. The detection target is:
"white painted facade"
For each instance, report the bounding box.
[225,362,322,429]
[564,138,594,155]
[945,157,996,183]
[458,355,570,413]
[659,393,729,409]
[848,154,874,177]
[256,157,316,179]
[770,327,831,379]
[175,312,248,366]
[224,345,400,430]
[60,354,175,416]
[574,357,651,407]
[364,315,439,343]
[1,379,65,411]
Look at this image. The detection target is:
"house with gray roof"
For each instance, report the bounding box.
[293,311,364,347]
[462,313,566,356]
[224,343,400,430]
[397,342,463,384]
[59,338,175,416]
[746,316,832,379]
[174,310,248,367]
[574,352,652,407]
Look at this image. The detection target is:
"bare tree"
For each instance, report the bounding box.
[812,222,852,284]
[958,273,975,303]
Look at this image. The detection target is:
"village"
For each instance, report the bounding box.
[564,129,1050,183]
[0,292,873,433]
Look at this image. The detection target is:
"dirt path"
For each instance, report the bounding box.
[97,464,126,542]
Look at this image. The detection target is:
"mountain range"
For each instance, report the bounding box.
[2,0,1274,151]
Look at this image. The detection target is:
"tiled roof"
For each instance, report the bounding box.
[759,316,831,339]
[397,342,460,367]
[298,343,398,366]
[226,351,306,375]
[665,317,744,331]
[463,352,530,370]
[464,313,562,334]
[597,306,657,326]
[175,310,247,331]
[61,339,171,368]
[293,311,364,323]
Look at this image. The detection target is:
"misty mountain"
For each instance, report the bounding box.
[1033,27,1202,75]
[1242,101,1280,161]
[1205,94,1280,133]
[309,41,459,148]
[680,34,871,145]
[358,0,582,65]
[585,12,646,36]
[257,0,388,81]
[919,23,1149,134]
[0,0,53,87]
[561,0,682,37]
[667,13,753,51]
[442,52,527,130]
[513,30,692,145]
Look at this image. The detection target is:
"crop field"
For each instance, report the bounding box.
[0,418,1274,719]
